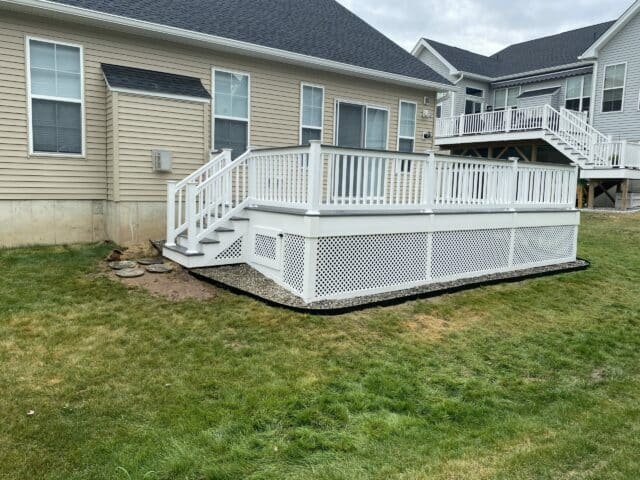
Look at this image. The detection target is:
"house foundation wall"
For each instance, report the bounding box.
[0,200,106,248]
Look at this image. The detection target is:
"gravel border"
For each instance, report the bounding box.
[191,259,590,315]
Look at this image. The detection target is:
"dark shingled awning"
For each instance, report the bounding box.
[518,87,561,99]
[101,64,211,99]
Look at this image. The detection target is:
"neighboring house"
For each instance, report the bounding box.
[0,0,581,304]
[413,0,640,209]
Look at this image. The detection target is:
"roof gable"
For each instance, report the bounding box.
[581,0,640,58]
[422,21,615,79]
[40,0,451,86]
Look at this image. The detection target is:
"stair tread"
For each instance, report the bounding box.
[215,227,235,233]
[178,233,220,245]
[231,216,250,221]
[164,244,204,257]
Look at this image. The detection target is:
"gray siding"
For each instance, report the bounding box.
[592,10,640,141]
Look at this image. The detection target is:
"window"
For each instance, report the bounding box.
[300,84,324,145]
[398,101,416,153]
[565,75,592,112]
[213,69,249,158]
[465,87,484,97]
[436,105,442,118]
[27,38,83,155]
[465,99,482,114]
[436,92,446,119]
[602,64,626,112]
[494,87,520,110]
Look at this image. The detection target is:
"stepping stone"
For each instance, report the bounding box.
[108,260,137,270]
[146,264,173,274]
[137,257,164,265]
[115,268,145,278]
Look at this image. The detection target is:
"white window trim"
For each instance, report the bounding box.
[333,98,390,151]
[396,99,417,153]
[565,76,591,112]
[211,67,251,152]
[600,62,627,114]
[299,82,324,144]
[25,36,86,158]
[493,86,521,110]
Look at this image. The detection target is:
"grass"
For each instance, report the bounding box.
[1,212,640,479]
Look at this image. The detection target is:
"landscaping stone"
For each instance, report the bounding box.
[108,260,137,270]
[146,264,173,274]
[115,268,145,278]
[137,257,164,266]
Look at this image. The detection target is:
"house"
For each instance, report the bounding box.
[413,0,640,209]
[0,0,580,304]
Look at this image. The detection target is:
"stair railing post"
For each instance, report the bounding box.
[422,150,437,212]
[458,113,465,136]
[542,105,549,131]
[505,107,512,133]
[165,181,177,247]
[247,146,257,204]
[185,180,199,254]
[306,140,323,215]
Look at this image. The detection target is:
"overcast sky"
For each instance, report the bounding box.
[337,0,630,55]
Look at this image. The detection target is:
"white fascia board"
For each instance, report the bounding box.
[490,62,594,82]
[579,0,640,59]
[0,0,452,91]
[413,39,460,76]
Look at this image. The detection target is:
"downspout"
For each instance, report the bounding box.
[452,72,465,116]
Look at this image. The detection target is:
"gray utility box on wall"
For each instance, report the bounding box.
[152,149,172,173]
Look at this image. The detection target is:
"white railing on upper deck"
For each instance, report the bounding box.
[436,105,640,169]
[168,142,579,252]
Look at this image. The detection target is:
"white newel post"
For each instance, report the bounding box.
[185,180,199,254]
[307,140,323,215]
[458,113,465,136]
[247,146,257,203]
[505,107,513,133]
[620,140,628,168]
[165,181,177,247]
[509,156,519,210]
[542,105,549,131]
[422,151,437,212]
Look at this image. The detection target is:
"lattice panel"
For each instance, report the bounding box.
[315,233,429,296]
[513,226,576,266]
[431,229,511,279]
[282,235,305,293]
[215,237,243,259]
[254,234,277,260]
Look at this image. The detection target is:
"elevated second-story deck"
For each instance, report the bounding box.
[435,105,640,176]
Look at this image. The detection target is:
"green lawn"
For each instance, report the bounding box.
[1,213,640,480]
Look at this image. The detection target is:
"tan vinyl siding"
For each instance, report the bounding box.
[114,93,207,202]
[0,10,435,201]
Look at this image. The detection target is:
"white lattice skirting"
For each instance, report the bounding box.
[276,225,578,302]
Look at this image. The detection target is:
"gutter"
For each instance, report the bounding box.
[0,0,453,91]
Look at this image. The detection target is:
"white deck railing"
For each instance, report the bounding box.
[436,105,640,169]
[166,142,578,250]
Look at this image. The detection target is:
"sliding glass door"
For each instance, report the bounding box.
[334,102,388,201]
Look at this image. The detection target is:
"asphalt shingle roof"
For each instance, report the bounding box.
[425,21,616,79]
[102,64,211,99]
[48,0,451,85]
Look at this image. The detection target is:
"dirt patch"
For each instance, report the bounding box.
[107,266,218,301]
[100,243,218,301]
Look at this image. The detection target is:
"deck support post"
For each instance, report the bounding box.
[306,140,323,215]
[620,179,630,210]
[185,181,199,254]
[166,181,177,247]
[587,181,596,209]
